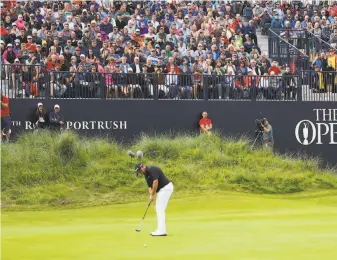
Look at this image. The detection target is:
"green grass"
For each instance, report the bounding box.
[1,131,337,209]
[2,192,337,260]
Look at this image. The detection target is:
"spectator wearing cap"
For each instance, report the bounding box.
[2,43,18,79]
[79,54,90,71]
[26,35,37,52]
[137,14,148,28]
[49,104,64,131]
[13,39,21,52]
[32,102,49,130]
[10,22,20,37]
[148,49,159,65]
[100,17,113,35]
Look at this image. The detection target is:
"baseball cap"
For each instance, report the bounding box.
[38,102,43,107]
[54,104,60,109]
[135,163,143,174]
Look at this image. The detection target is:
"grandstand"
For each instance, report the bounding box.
[1,0,337,101]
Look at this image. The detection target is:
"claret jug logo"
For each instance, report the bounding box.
[295,109,337,146]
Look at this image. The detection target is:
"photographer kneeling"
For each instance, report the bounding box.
[262,118,274,150]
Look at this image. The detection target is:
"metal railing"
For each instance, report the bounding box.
[268,29,310,72]
[1,64,336,102]
[269,28,337,64]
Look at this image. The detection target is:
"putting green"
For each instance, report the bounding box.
[2,192,337,260]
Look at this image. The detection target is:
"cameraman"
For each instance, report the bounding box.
[261,118,274,150]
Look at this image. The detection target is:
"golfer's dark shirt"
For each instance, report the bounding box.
[145,166,170,192]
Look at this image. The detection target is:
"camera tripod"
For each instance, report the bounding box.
[251,130,264,150]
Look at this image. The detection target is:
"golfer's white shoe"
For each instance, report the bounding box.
[150,231,167,236]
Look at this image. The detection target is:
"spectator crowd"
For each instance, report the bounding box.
[0,0,336,100]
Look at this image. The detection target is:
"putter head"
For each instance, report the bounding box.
[135,228,141,232]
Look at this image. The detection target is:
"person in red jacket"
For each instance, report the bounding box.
[199,111,212,135]
[268,61,282,75]
[1,90,11,143]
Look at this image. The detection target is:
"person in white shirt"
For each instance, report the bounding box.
[177,39,186,57]
[131,57,142,74]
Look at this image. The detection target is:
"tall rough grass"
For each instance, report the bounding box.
[1,131,336,208]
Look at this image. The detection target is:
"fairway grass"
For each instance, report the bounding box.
[2,192,337,260]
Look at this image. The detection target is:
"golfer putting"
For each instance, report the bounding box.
[135,163,174,236]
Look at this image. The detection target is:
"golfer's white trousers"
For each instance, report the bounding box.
[156,182,174,234]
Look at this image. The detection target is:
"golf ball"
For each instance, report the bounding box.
[144,244,147,248]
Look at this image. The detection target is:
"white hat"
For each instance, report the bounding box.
[38,102,43,107]
[54,104,60,109]
[14,58,19,62]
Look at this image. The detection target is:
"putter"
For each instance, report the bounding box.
[135,200,152,232]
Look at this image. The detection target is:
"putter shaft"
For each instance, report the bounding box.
[135,200,152,232]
